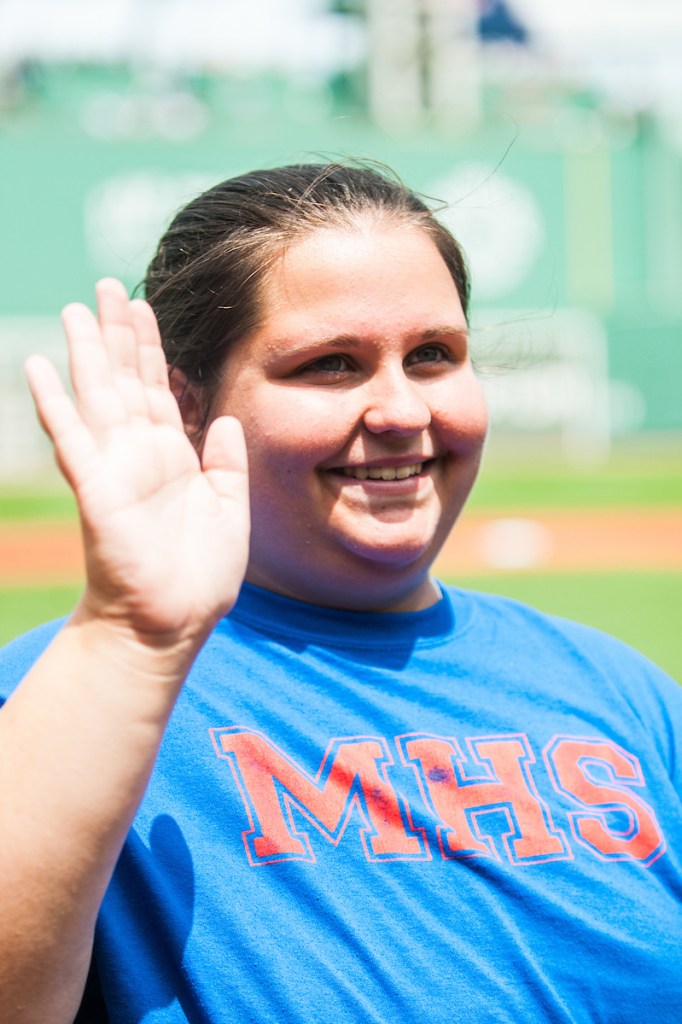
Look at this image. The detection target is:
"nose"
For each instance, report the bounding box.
[362,367,431,436]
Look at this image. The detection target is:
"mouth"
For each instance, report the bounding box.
[326,458,439,487]
[339,461,426,482]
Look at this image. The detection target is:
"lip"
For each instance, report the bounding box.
[323,457,437,494]
[328,455,436,472]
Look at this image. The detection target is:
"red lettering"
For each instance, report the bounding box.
[399,733,569,864]
[544,737,666,866]
[210,728,427,865]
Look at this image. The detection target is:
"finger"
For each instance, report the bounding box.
[201,415,250,509]
[95,279,150,419]
[96,278,138,376]
[129,300,183,429]
[25,355,98,492]
[62,301,124,417]
[62,302,128,433]
[63,301,111,392]
[129,299,168,387]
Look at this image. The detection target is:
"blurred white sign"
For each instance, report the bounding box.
[473,307,645,461]
[429,164,545,300]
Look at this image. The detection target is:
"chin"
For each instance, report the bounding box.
[339,506,456,562]
[341,531,440,571]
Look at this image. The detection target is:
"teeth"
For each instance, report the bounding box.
[342,462,423,481]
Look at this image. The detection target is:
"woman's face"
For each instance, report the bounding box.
[210,221,488,612]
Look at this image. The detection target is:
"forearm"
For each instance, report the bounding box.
[0,607,204,1024]
[4,279,249,1022]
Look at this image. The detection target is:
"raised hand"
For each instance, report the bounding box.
[25,278,250,647]
[0,279,250,1024]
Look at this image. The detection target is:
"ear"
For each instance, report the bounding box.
[168,368,208,449]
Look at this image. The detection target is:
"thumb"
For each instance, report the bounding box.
[201,415,250,505]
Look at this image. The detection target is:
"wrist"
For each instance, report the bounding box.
[64,597,212,695]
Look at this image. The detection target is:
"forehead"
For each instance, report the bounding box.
[257,223,465,341]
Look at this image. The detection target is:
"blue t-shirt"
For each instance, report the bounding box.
[2,583,681,1023]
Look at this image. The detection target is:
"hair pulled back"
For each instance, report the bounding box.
[144,162,470,394]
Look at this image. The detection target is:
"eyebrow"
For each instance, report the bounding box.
[421,325,469,343]
[317,335,364,349]
[301,325,470,349]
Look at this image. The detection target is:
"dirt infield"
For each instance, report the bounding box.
[434,508,682,575]
[0,508,679,586]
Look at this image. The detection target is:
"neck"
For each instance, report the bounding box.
[243,569,442,614]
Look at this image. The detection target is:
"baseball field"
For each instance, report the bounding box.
[0,445,680,681]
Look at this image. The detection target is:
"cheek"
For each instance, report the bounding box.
[436,375,489,448]
[468,389,490,444]
[238,403,336,479]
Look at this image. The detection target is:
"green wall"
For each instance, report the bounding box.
[2,67,680,434]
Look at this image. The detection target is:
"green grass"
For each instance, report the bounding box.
[0,448,679,683]
[0,488,77,522]
[0,446,681,521]
[0,584,81,645]
[446,571,682,683]
[468,450,682,511]
[1,571,679,684]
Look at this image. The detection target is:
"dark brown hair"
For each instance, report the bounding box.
[144,162,470,397]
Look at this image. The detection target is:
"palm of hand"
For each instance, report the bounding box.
[26,279,250,642]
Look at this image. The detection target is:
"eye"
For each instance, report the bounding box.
[405,344,452,368]
[301,354,354,376]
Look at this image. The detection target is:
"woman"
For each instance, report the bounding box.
[0,164,680,1024]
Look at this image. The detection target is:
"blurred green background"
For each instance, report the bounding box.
[0,446,679,680]
[0,1,679,678]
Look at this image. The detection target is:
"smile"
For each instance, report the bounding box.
[341,462,424,481]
